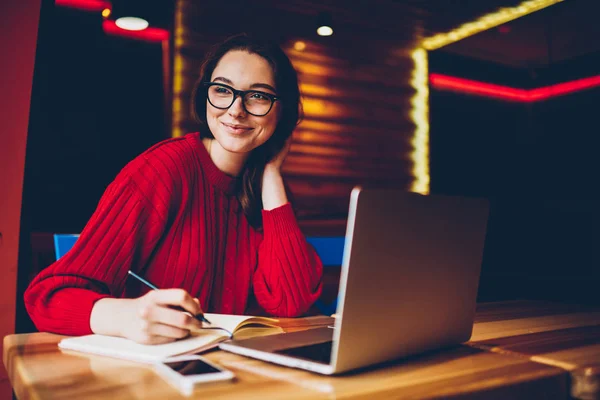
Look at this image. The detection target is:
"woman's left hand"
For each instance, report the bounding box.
[265,136,292,172]
[262,137,292,210]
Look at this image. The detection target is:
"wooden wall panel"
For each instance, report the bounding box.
[172,0,419,219]
[172,0,525,219]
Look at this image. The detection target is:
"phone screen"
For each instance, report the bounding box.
[164,359,222,376]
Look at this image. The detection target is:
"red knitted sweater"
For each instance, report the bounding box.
[24,133,323,335]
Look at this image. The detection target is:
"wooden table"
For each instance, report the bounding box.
[470,301,600,400]
[4,301,599,400]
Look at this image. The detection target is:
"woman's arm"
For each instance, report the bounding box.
[253,139,323,317]
[24,174,164,335]
[24,164,202,341]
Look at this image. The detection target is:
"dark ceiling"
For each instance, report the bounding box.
[110,0,598,69]
[439,0,600,68]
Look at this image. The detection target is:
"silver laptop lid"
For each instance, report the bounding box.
[330,188,489,373]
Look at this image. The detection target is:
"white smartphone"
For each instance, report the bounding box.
[154,355,235,396]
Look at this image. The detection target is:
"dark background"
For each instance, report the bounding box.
[429,49,598,305]
[16,3,168,332]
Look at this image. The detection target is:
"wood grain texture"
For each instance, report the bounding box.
[172,1,415,218]
[470,301,600,399]
[4,330,567,400]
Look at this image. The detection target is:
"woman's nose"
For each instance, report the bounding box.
[227,95,246,117]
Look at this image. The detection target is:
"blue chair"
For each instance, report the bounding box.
[306,236,345,315]
[53,234,80,260]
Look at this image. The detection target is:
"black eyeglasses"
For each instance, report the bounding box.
[203,82,279,117]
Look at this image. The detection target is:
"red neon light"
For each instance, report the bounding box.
[528,75,600,101]
[55,0,111,12]
[430,73,600,102]
[102,20,169,42]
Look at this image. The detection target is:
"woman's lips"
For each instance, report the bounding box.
[222,122,253,135]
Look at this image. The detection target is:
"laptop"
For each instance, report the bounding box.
[219,187,490,375]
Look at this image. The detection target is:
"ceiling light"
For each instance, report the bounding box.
[115,16,148,31]
[317,26,333,36]
[316,12,333,36]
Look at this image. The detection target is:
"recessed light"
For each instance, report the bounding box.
[317,26,333,36]
[115,17,149,31]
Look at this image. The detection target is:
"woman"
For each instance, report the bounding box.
[24,34,323,344]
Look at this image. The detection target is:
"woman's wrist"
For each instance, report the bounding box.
[261,166,288,210]
[90,297,131,337]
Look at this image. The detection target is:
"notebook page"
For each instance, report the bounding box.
[203,313,280,333]
[58,330,228,363]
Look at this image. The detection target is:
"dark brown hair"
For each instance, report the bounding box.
[191,34,302,228]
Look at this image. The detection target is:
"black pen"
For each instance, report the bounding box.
[127,270,212,324]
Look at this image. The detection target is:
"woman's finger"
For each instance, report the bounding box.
[145,321,191,340]
[141,304,202,332]
[148,289,202,315]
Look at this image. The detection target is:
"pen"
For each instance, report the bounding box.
[127,270,212,324]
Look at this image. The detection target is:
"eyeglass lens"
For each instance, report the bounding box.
[207,84,273,116]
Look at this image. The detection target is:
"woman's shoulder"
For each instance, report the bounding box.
[121,133,202,181]
[139,132,201,165]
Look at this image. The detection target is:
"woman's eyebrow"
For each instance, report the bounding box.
[213,76,276,93]
[250,83,277,93]
[213,76,233,85]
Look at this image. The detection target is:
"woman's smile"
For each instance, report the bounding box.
[221,121,253,135]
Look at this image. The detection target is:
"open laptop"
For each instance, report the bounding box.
[219,187,490,375]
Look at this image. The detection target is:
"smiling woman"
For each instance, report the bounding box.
[24,34,323,344]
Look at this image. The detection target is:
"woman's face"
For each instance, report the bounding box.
[206,50,281,155]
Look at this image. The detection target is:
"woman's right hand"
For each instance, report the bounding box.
[90,289,204,345]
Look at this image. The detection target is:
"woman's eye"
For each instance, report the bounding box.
[215,87,231,94]
[250,92,269,101]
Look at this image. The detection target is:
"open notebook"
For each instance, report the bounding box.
[58,313,283,363]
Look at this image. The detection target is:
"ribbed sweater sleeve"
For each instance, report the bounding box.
[253,203,323,317]
[24,166,169,336]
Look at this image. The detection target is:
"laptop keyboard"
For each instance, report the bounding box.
[275,340,333,365]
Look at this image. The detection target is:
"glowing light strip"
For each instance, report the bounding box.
[409,49,430,194]
[430,73,527,101]
[171,4,186,138]
[430,73,600,102]
[55,0,111,12]
[529,75,600,101]
[422,0,564,51]
[408,0,564,194]
[102,20,168,42]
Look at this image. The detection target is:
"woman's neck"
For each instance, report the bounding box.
[203,138,248,177]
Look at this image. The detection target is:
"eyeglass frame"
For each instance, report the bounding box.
[202,82,280,117]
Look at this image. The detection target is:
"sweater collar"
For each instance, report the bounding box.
[193,133,238,195]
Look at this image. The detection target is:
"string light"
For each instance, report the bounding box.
[422,0,564,50]
[409,48,430,194]
[408,0,564,194]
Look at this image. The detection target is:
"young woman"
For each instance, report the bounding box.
[24,34,323,344]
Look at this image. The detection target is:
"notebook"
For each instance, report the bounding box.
[58,313,283,363]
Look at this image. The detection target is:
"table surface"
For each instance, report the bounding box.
[471,300,600,400]
[4,301,600,400]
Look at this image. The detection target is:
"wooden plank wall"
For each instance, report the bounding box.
[172,0,419,221]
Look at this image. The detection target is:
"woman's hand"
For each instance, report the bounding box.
[91,289,203,345]
[262,137,292,210]
[265,136,292,172]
